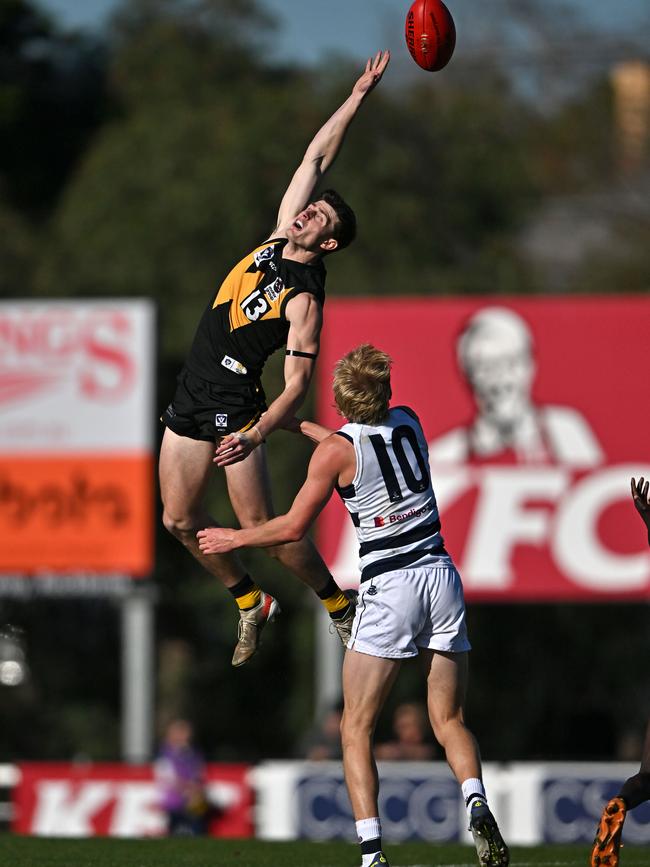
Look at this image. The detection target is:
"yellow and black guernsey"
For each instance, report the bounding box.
[185,238,326,386]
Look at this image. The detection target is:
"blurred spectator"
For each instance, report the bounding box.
[376,702,436,761]
[154,719,210,836]
[300,701,344,761]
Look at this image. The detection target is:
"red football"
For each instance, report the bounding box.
[405,0,456,72]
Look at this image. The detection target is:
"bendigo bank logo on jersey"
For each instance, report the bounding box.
[318,298,650,601]
[374,503,433,527]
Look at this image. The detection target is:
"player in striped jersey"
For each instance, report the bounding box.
[197,345,509,867]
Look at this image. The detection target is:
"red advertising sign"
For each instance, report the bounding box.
[0,302,155,577]
[13,763,253,837]
[317,297,650,600]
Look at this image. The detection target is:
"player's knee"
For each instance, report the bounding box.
[237,507,272,529]
[162,507,196,538]
[340,708,374,746]
[430,712,462,746]
[266,545,284,562]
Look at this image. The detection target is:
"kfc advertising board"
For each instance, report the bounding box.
[13,763,253,837]
[317,297,650,600]
[0,301,155,577]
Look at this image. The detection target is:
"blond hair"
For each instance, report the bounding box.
[333,344,392,424]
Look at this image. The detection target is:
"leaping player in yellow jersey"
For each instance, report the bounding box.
[160,51,390,667]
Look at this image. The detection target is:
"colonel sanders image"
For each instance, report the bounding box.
[429,306,604,468]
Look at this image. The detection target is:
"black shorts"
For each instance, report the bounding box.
[161,367,267,442]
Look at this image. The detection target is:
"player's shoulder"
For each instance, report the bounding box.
[391,405,421,424]
[251,237,285,259]
[319,430,355,453]
[284,289,323,323]
[311,431,354,472]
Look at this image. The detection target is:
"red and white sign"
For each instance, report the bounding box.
[13,763,253,838]
[317,297,650,601]
[0,301,155,577]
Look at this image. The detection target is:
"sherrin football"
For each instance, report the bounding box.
[405,0,456,72]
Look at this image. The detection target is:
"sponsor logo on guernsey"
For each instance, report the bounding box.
[263,277,285,302]
[221,355,248,376]
[253,245,275,267]
[373,503,432,528]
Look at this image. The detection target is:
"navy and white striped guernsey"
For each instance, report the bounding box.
[335,406,448,583]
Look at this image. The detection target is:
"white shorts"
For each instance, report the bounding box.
[348,558,471,659]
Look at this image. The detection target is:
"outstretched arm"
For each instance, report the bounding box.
[631,476,650,545]
[198,435,350,552]
[298,419,336,444]
[271,51,390,237]
[282,417,336,444]
[214,293,321,466]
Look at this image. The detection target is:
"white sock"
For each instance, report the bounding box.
[356,816,382,843]
[357,816,382,867]
[461,777,486,819]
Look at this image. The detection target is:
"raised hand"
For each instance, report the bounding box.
[352,50,391,99]
[631,476,650,532]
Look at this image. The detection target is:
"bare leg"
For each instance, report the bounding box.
[341,649,401,819]
[159,427,246,588]
[619,719,650,809]
[420,649,482,783]
[225,444,335,593]
[641,719,650,774]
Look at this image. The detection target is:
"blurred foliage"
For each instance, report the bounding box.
[0,0,107,216]
[0,0,648,761]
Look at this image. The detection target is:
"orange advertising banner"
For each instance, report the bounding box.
[0,454,154,575]
[0,300,155,580]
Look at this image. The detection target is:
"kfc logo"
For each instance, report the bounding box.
[317,298,650,601]
[430,308,602,466]
[14,763,254,838]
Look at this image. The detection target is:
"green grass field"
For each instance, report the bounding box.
[0,837,646,867]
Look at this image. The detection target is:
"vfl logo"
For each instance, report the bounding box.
[253,245,275,268]
[215,413,228,428]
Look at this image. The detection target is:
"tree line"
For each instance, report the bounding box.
[0,0,647,762]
